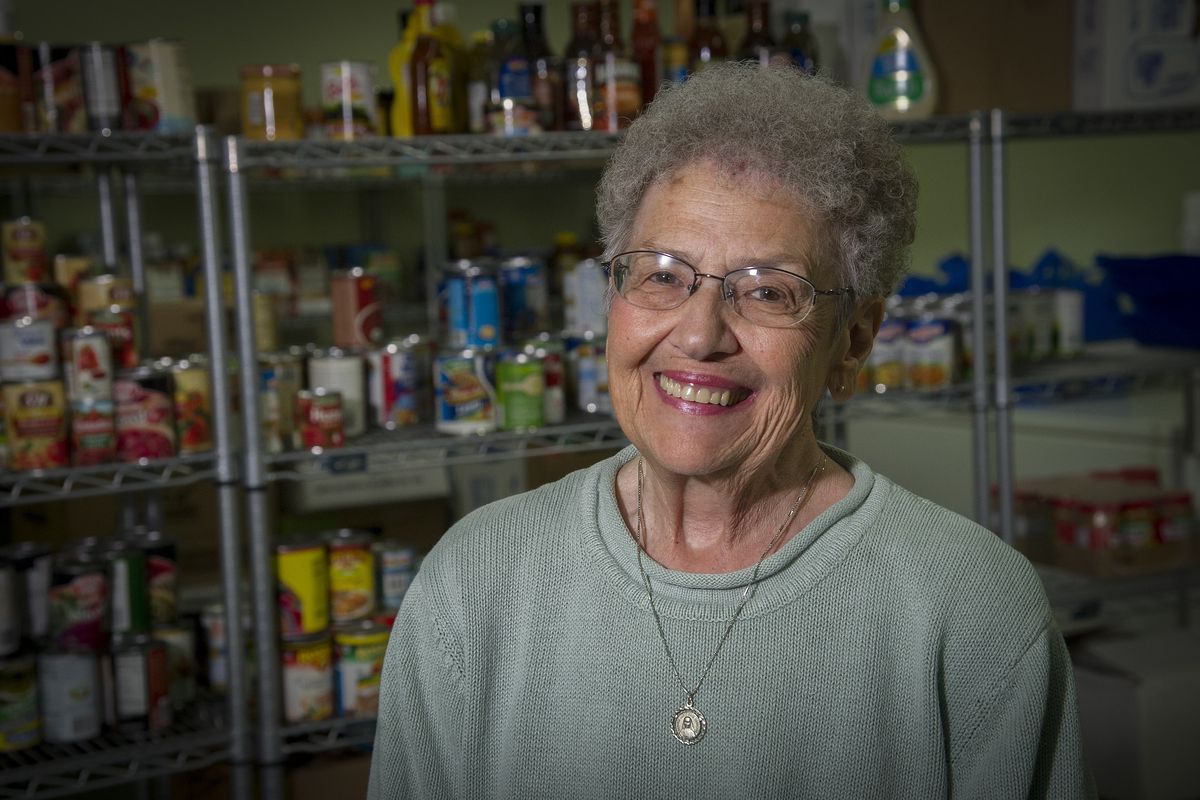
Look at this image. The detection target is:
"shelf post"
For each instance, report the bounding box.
[224,134,284,765]
[96,168,120,270]
[968,112,992,527]
[990,109,1016,545]
[121,169,153,360]
[195,126,252,764]
[422,169,447,336]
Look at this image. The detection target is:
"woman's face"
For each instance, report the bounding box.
[606,162,866,481]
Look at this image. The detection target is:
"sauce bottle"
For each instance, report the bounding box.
[465,30,493,134]
[631,0,662,106]
[781,10,819,75]
[387,9,418,137]
[433,2,467,132]
[593,0,641,131]
[688,0,727,74]
[488,17,539,135]
[410,0,455,135]
[736,0,778,67]
[863,0,939,120]
[521,3,563,132]
[563,2,601,131]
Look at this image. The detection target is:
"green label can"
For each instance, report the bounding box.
[496,350,544,431]
[105,539,149,635]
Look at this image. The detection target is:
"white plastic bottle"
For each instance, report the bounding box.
[863,0,939,120]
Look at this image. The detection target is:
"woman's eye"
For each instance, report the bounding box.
[748,286,788,304]
[647,270,682,286]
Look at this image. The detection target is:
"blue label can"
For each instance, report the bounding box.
[500,256,549,342]
[441,259,501,349]
[434,348,496,435]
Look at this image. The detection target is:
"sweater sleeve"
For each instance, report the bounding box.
[367,579,467,800]
[949,621,1096,799]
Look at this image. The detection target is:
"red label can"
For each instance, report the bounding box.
[171,357,213,454]
[295,388,345,452]
[87,307,139,369]
[70,396,117,466]
[3,379,68,471]
[2,282,70,328]
[62,325,114,400]
[330,268,382,349]
[114,367,176,461]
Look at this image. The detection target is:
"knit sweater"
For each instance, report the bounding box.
[368,445,1095,799]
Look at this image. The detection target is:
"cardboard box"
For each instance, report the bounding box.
[149,298,209,358]
[1074,0,1200,110]
[1073,631,1200,799]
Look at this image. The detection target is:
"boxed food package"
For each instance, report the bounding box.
[1074,0,1200,111]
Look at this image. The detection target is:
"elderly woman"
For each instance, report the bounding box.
[369,64,1094,799]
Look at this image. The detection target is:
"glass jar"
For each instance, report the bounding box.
[240,64,303,141]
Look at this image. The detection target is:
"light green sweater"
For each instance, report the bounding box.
[368,446,1095,799]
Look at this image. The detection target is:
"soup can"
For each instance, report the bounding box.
[79,43,125,132]
[500,256,549,342]
[34,43,86,133]
[366,335,431,429]
[104,538,149,636]
[869,314,910,393]
[441,259,501,349]
[4,541,52,643]
[435,347,496,435]
[327,529,376,624]
[308,348,366,438]
[281,633,333,724]
[114,365,176,461]
[61,326,113,399]
[294,388,345,452]
[153,624,197,711]
[171,355,213,454]
[0,557,16,656]
[259,350,303,453]
[496,349,544,431]
[525,333,565,425]
[331,267,383,349]
[906,314,960,392]
[2,218,48,285]
[572,331,611,414]
[0,653,40,751]
[53,255,94,303]
[3,379,68,471]
[78,274,136,316]
[0,315,57,381]
[321,60,376,140]
[48,549,109,653]
[333,620,388,717]
[2,281,70,329]
[38,649,102,743]
[563,257,609,336]
[86,306,138,370]
[374,540,417,611]
[137,529,178,626]
[110,632,171,733]
[70,395,117,466]
[124,39,196,134]
[277,539,330,639]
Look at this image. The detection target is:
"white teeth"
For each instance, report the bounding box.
[657,376,740,406]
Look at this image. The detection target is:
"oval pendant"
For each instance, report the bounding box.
[671,702,707,745]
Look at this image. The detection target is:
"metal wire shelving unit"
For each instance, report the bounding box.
[0,454,218,508]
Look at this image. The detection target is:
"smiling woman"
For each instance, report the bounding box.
[368,64,1096,800]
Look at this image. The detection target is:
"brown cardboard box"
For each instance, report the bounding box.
[149,298,209,358]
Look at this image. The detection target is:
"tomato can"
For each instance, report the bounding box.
[320,60,377,140]
[435,348,496,435]
[281,633,333,724]
[0,557,16,656]
[0,316,58,381]
[86,306,138,369]
[0,653,40,751]
[333,620,388,717]
[327,529,376,624]
[79,43,126,132]
[4,541,52,643]
[171,355,212,454]
[440,259,501,349]
[61,326,113,399]
[277,539,330,639]
[104,538,149,636]
[366,335,431,429]
[38,649,101,743]
[70,396,116,466]
[48,549,108,653]
[78,274,136,316]
[2,281,70,329]
[3,379,68,471]
[259,350,303,453]
[2,217,47,284]
[308,348,366,438]
[374,540,417,611]
[294,388,345,453]
[153,624,197,711]
[110,632,171,733]
[331,267,382,349]
[124,39,196,134]
[137,529,178,626]
[114,365,176,462]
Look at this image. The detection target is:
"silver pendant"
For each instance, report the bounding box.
[671,701,707,745]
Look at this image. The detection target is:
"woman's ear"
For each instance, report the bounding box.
[827,298,883,401]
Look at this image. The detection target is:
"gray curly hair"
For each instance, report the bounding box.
[596,63,918,302]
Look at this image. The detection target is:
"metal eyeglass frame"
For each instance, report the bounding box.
[601,249,854,327]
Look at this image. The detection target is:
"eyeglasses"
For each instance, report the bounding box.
[602,250,853,328]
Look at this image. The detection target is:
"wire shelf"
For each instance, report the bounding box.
[0,133,194,166]
[1004,107,1200,140]
[0,453,218,507]
[280,716,377,756]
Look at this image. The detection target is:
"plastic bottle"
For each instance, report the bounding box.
[410,0,455,134]
[521,3,563,132]
[488,18,539,135]
[688,0,727,74]
[863,0,938,120]
[563,2,601,131]
[387,9,418,137]
[433,2,467,132]
[594,0,641,131]
[781,10,819,75]
[466,30,493,134]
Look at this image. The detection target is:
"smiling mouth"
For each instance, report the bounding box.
[656,374,751,407]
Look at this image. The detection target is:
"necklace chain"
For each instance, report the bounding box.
[633,455,827,705]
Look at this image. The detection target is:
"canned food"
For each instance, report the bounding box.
[124,39,196,134]
[572,331,610,414]
[496,349,545,431]
[53,255,93,303]
[138,529,178,626]
[0,316,57,380]
[259,350,303,453]
[70,396,117,466]
[321,60,377,140]
[2,282,70,328]
[86,306,138,369]
[2,218,47,285]
[114,365,176,462]
[435,348,496,435]
[48,550,108,653]
[34,43,86,133]
[277,539,330,638]
[38,650,101,743]
[4,541,52,642]
[366,335,431,429]
[79,43,125,132]
[253,291,278,353]
[0,558,16,656]
[281,633,333,724]
[1053,289,1084,359]
[110,633,171,733]
[153,625,197,711]
[525,333,565,425]
[61,326,113,399]
[331,267,382,349]
[906,315,960,392]
[294,388,345,452]
[869,314,909,393]
[172,356,213,454]
[500,256,549,342]
[563,257,609,336]
[308,348,366,438]
[3,379,68,471]
[241,64,303,142]
[333,620,388,717]
[441,259,501,349]
[327,529,376,624]
[374,541,417,611]
[0,654,40,751]
[78,274,136,317]
[104,539,149,636]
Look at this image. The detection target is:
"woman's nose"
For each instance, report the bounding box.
[668,278,739,360]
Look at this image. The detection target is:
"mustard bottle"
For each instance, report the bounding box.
[388,8,419,137]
